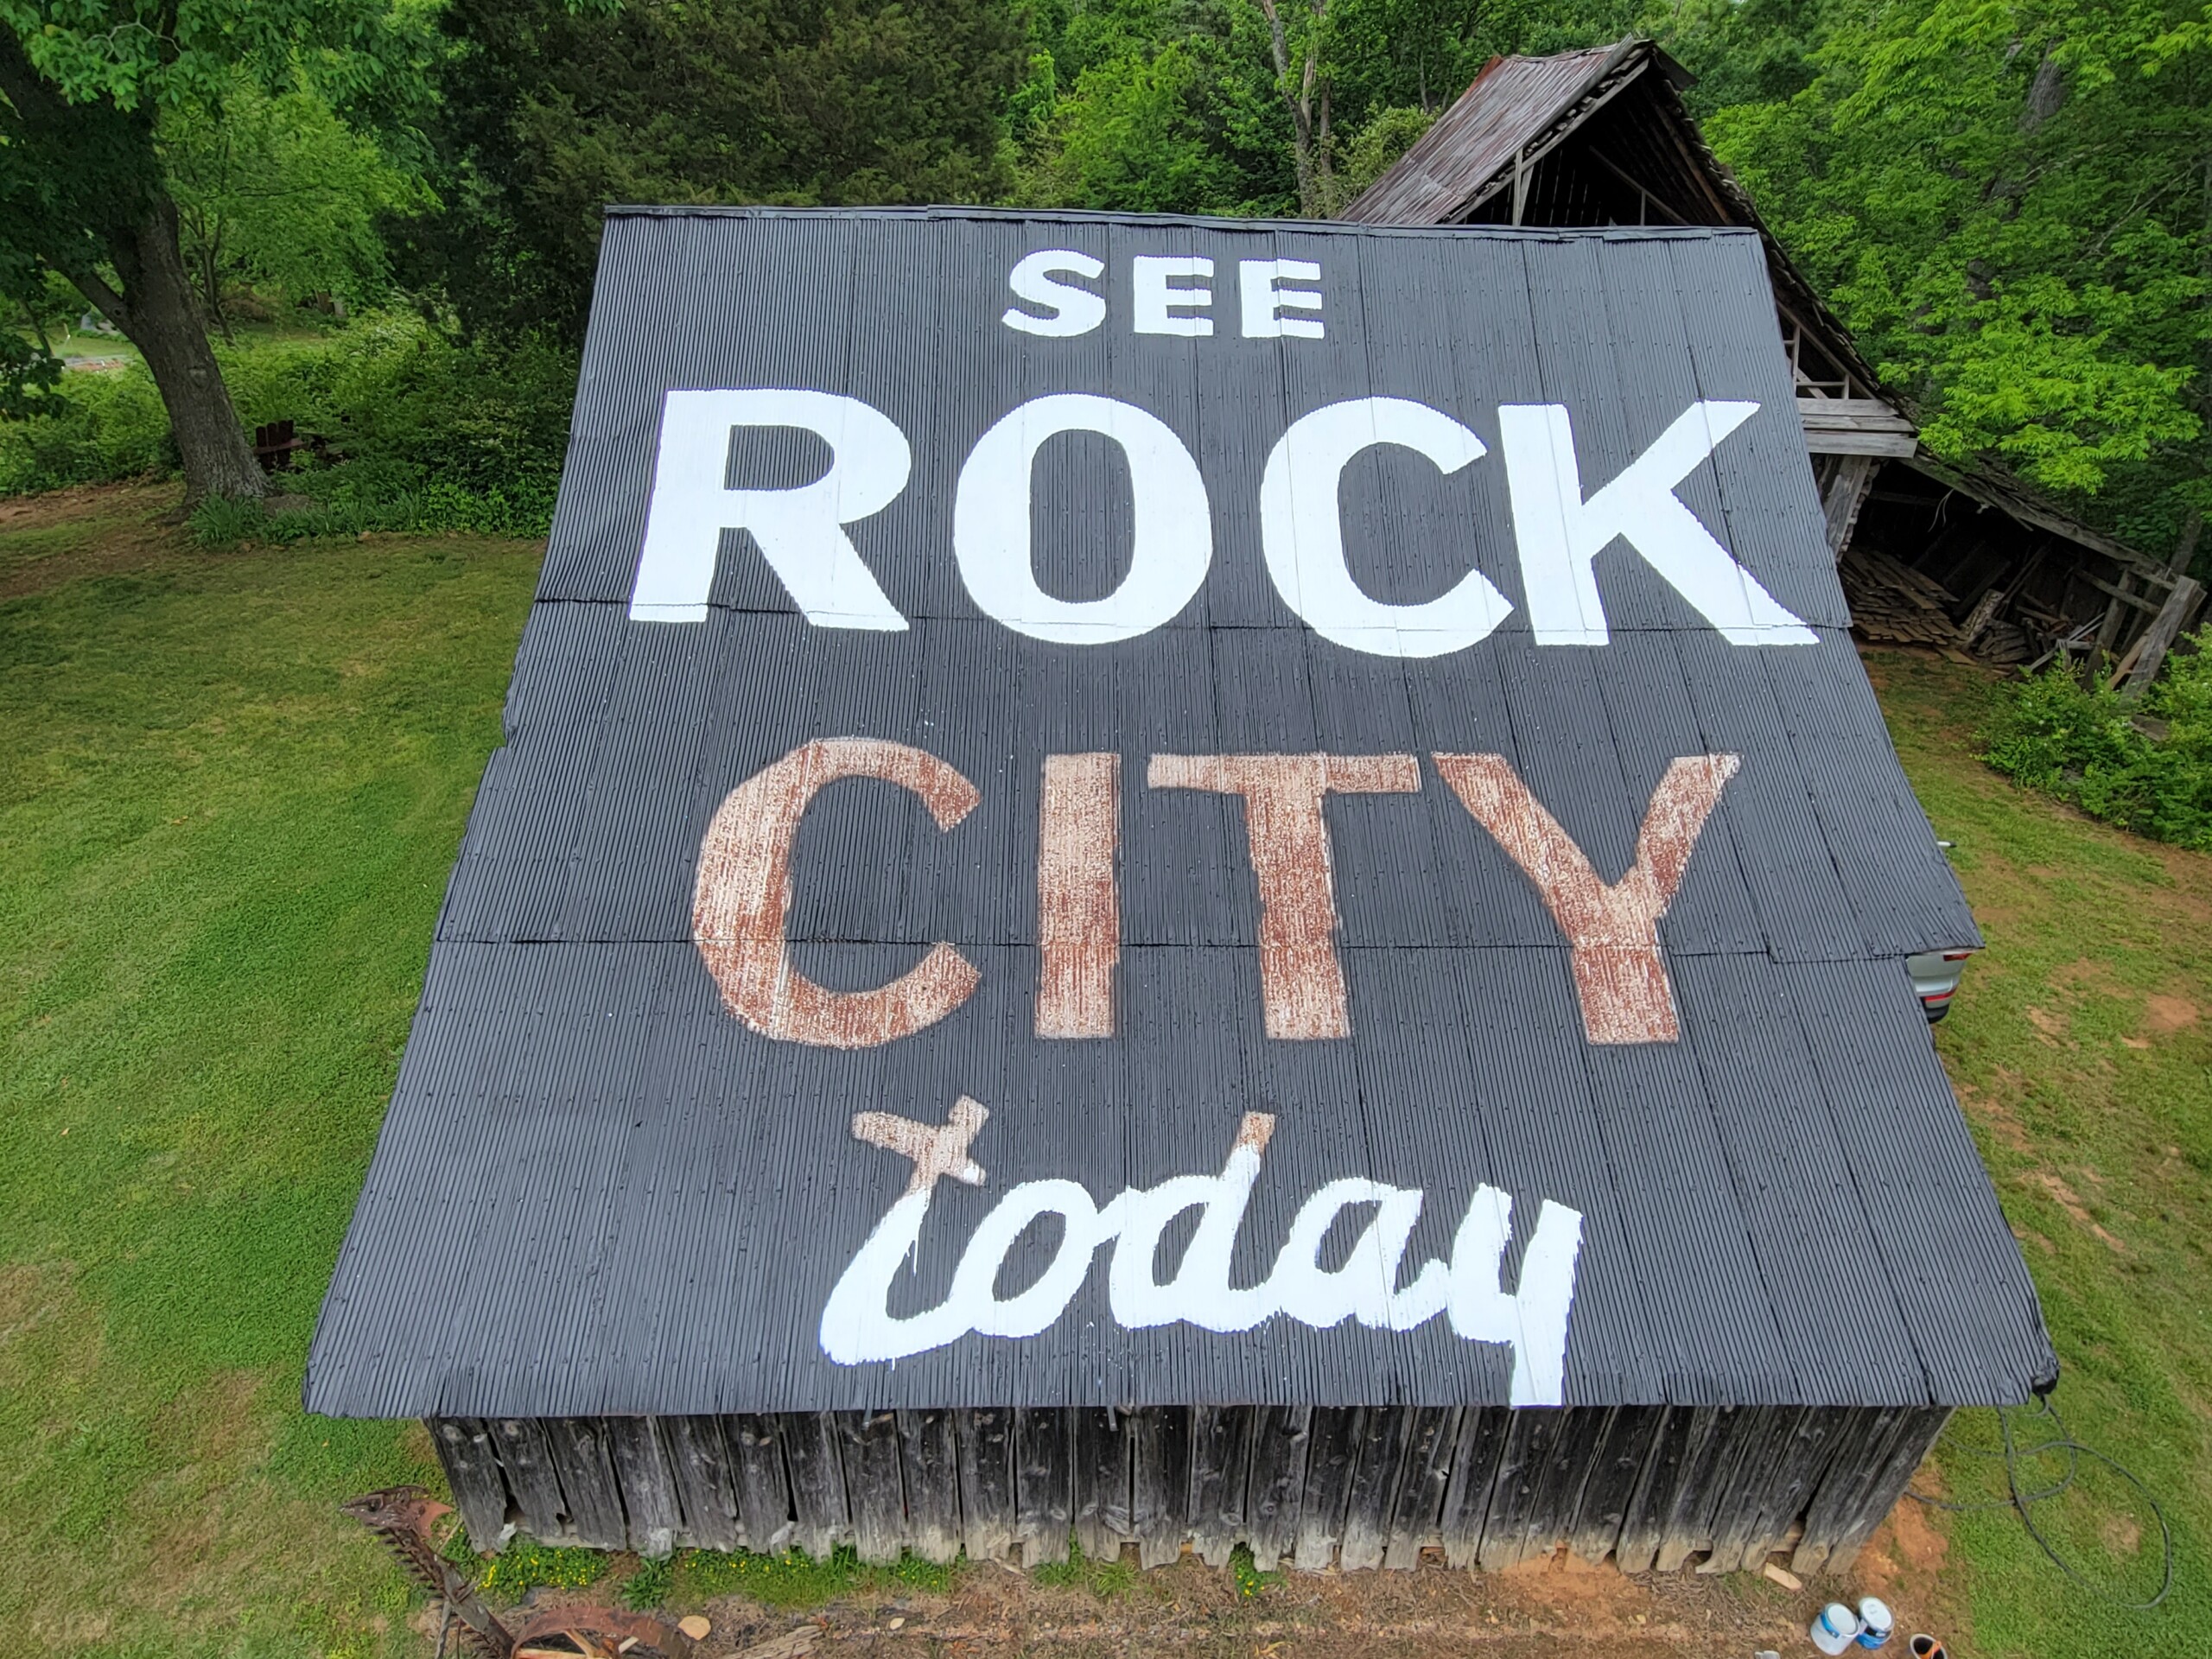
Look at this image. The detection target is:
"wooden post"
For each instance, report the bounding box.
[2120,574,2203,702]
[1820,454,1879,558]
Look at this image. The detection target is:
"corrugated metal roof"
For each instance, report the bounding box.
[306,208,2051,1421]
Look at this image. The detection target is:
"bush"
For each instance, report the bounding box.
[0,315,575,537]
[1982,639,2212,850]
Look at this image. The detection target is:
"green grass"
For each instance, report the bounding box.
[0,496,2205,1656]
[0,507,542,1656]
[1030,1539,1139,1598]
[677,1544,956,1606]
[1870,649,2212,1653]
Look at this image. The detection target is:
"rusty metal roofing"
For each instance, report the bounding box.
[1338,41,1638,228]
[304,208,2052,1421]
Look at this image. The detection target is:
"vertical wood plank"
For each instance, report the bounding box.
[1437,1407,1510,1569]
[1071,1408,1128,1562]
[1014,1407,1073,1565]
[662,1416,742,1553]
[1244,1406,1313,1569]
[1383,1407,1459,1570]
[1516,1407,1611,1566]
[1615,1407,1691,1573]
[1823,1408,1948,1575]
[1790,1408,1904,1576]
[1129,1407,1192,1567]
[730,1414,796,1553]
[897,1408,962,1564]
[1569,1407,1665,1564]
[1294,1406,1365,1571]
[606,1417,685,1557]
[1338,1407,1411,1571]
[955,1408,1016,1562]
[1187,1405,1255,1568]
[780,1412,850,1559]
[542,1420,626,1548]
[1703,1407,1802,1573]
[842,1410,907,1565]
[1653,1406,1736,1572]
[1477,1408,1562,1568]
[429,1418,512,1552]
[1741,1408,1847,1570]
[487,1417,571,1542]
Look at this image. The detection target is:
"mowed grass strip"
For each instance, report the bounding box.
[0,495,2206,1657]
[1,502,539,1656]
[1869,649,2211,1655]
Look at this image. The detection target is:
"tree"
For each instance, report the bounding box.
[0,3,431,502]
[1687,0,2212,556]
[162,76,427,340]
[396,0,1026,346]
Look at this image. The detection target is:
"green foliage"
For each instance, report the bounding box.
[1332,104,1434,203]
[476,1536,609,1596]
[1982,639,2212,850]
[160,75,430,327]
[1678,0,2212,551]
[619,1552,677,1609]
[1227,1541,1280,1598]
[1030,1538,1136,1597]
[399,0,1026,344]
[1,316,574,534]
[677,1543,955,1607]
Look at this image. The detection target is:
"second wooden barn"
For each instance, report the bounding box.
[306,206,2054,1580]
[1344,35,2201,682]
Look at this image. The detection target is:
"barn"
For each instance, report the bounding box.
[1343,36,2202,683]
[306,206,2053,1578]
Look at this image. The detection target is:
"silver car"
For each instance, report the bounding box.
[1908,949,1974,1021]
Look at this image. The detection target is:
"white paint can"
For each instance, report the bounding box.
[1856,1597,1894,1648]
[1810,1602,1864,1656]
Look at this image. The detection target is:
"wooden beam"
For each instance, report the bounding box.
[2119,575,2204,701]
[1821,454,1880,557]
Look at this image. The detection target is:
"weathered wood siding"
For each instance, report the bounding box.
[432,1404,1946,1578]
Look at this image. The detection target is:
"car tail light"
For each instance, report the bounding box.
[1942,950,1973,962]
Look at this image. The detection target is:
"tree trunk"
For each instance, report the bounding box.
[83,195,265,503]
[1256,0,1317,216]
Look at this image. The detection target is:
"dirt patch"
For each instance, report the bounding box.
[667,1546,1899,1658]
[2031,1172,2126,1253]
[2143,995,2199,1035]
[2024,1007,2068,1044]
[0,479,191,601]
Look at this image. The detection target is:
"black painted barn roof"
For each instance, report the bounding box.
[305,207,2053,1420]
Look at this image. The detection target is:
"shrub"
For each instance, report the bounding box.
[1981,639,2212,851]
[0,315,575,537]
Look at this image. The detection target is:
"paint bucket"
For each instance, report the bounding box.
[1909,1639,1946,1659]
[1810,1603,1863,1656]
[1855,1598,1893,1648]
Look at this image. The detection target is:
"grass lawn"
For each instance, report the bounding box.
[1,491,2206,1656]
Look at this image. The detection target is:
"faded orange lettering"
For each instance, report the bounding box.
[694,738,982,1047]
[1432,753,1739,1044]
[1147,753,1419,1039]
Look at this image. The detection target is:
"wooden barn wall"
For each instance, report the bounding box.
[431,1404,1948,1579]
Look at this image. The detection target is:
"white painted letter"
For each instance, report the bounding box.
[1103,1112,1277,1331]
[1266,1179,1445,1330]
[1240,258,1324,339]
[1004,250,1108,337]
[955,393,1211,644]
[1260,397,1513,658]
[948,1180,1103,1338]
[1133,255,1214,336]
[632,389,910,628]
[1446,1185,1584,1406]
[1498,400,1815,646]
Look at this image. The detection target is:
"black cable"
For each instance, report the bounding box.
[1906,1395,2172,1611]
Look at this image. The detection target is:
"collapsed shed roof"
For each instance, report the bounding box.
[306,208,2051,1424]
[1341,38,2162,593]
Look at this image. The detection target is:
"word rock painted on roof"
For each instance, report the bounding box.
[305,210,2053,1422]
